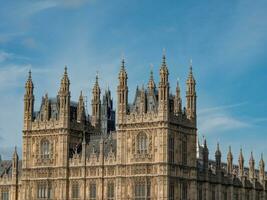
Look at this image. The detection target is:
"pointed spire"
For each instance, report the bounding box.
[60,66,70,93]
[25,69,34,92]
[259,153,265,182]
[215,142,222,171]
[148,65,156,92]
[227,146,233,174]
[238,148,244,177]
[249,151,255,179]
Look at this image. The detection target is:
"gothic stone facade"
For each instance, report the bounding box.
[0,55,266,200]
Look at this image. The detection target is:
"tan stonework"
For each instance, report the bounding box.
[0,55,266,200]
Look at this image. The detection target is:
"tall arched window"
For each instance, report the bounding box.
[72,183,79,199]
[41,140,50,159]
[137,132,148,154]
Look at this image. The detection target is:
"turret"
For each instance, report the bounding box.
[58,67,70,127]
[174,79,182,115]
[12,146,19,178]
[215,143,222,172]
[186,60,197,121]
[227,146,233,175]
[12,146,19,200]
[203,139,209,172]
[238,148,244,177]
[77,91,85,123]
[43,93,50,121]
[24,70,34,130]
[140,85,146,113]
[117,59,128,123]
[249,151,255,180]
[158,52,169,115]
[259,153,265,183]
[91,74,101,128]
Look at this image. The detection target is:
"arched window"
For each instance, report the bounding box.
[137,132,148,153]
[72,183,79,199]
[1,189,9,200]
[89,183,97,200]
[107,182,115,200]
[41,140,50,159]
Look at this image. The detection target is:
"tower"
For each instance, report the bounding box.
[158,52,169,116]
[58,67,70,128]
[24,70,34,130]
[238,148,244,177]
[117,59,128,124]
[227,146,233,174]
[174,79,182,115]
[249,151,255,180]
[186,60,197,121]
[91,74,101,128]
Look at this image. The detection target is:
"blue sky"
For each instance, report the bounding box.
[0,0,266,167]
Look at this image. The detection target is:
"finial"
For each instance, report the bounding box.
[150,64,153,77]
[96,71,99,84]
[229,146,232,153]
[28,69,32,80]
[217,142,220,151]
[162,48,166,65]
[121,57,125,70]
[64,65,68,75]
[189,59,193,73]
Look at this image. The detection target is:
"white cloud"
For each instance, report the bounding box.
[0,51,13,63]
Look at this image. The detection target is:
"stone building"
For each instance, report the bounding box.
[0,54,266,200]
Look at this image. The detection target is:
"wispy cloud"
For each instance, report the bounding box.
[199,102,247,115]
[0,50,13,63]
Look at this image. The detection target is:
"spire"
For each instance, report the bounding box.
[25,70,34,95]
[186,59,197,121]
[12,146,18,177]
[259,153,265,183]
[174,78,182,115]
[59,66,70,94]
[249,151,255,179]
[77,91,85,123]
[148,65,156,92]
[117,57,128,123]
[91,73,101,128]
[24,70,34,130]
[203,138,209,171]
[215,142,222,171]
[158,49,169,114]
[227,146,233,174]
[238,148,244,177]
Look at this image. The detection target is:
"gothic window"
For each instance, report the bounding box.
[245,190,250,200]
[223,187,227,200]
[1,190,9,200]
[137,132,148,154]
[37,183,51,199]
[169,183,175,200]
[198,184,202,200]
[134,180,151,200]
[211,185,216,200]
[181,182,187,200]
[233,190,238,200]
[168,137,174,163]
[72,183,79,199]
[181,138,187,165]
[90,183,97,200]
[107,182,115,200]
[41,139,50,159]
